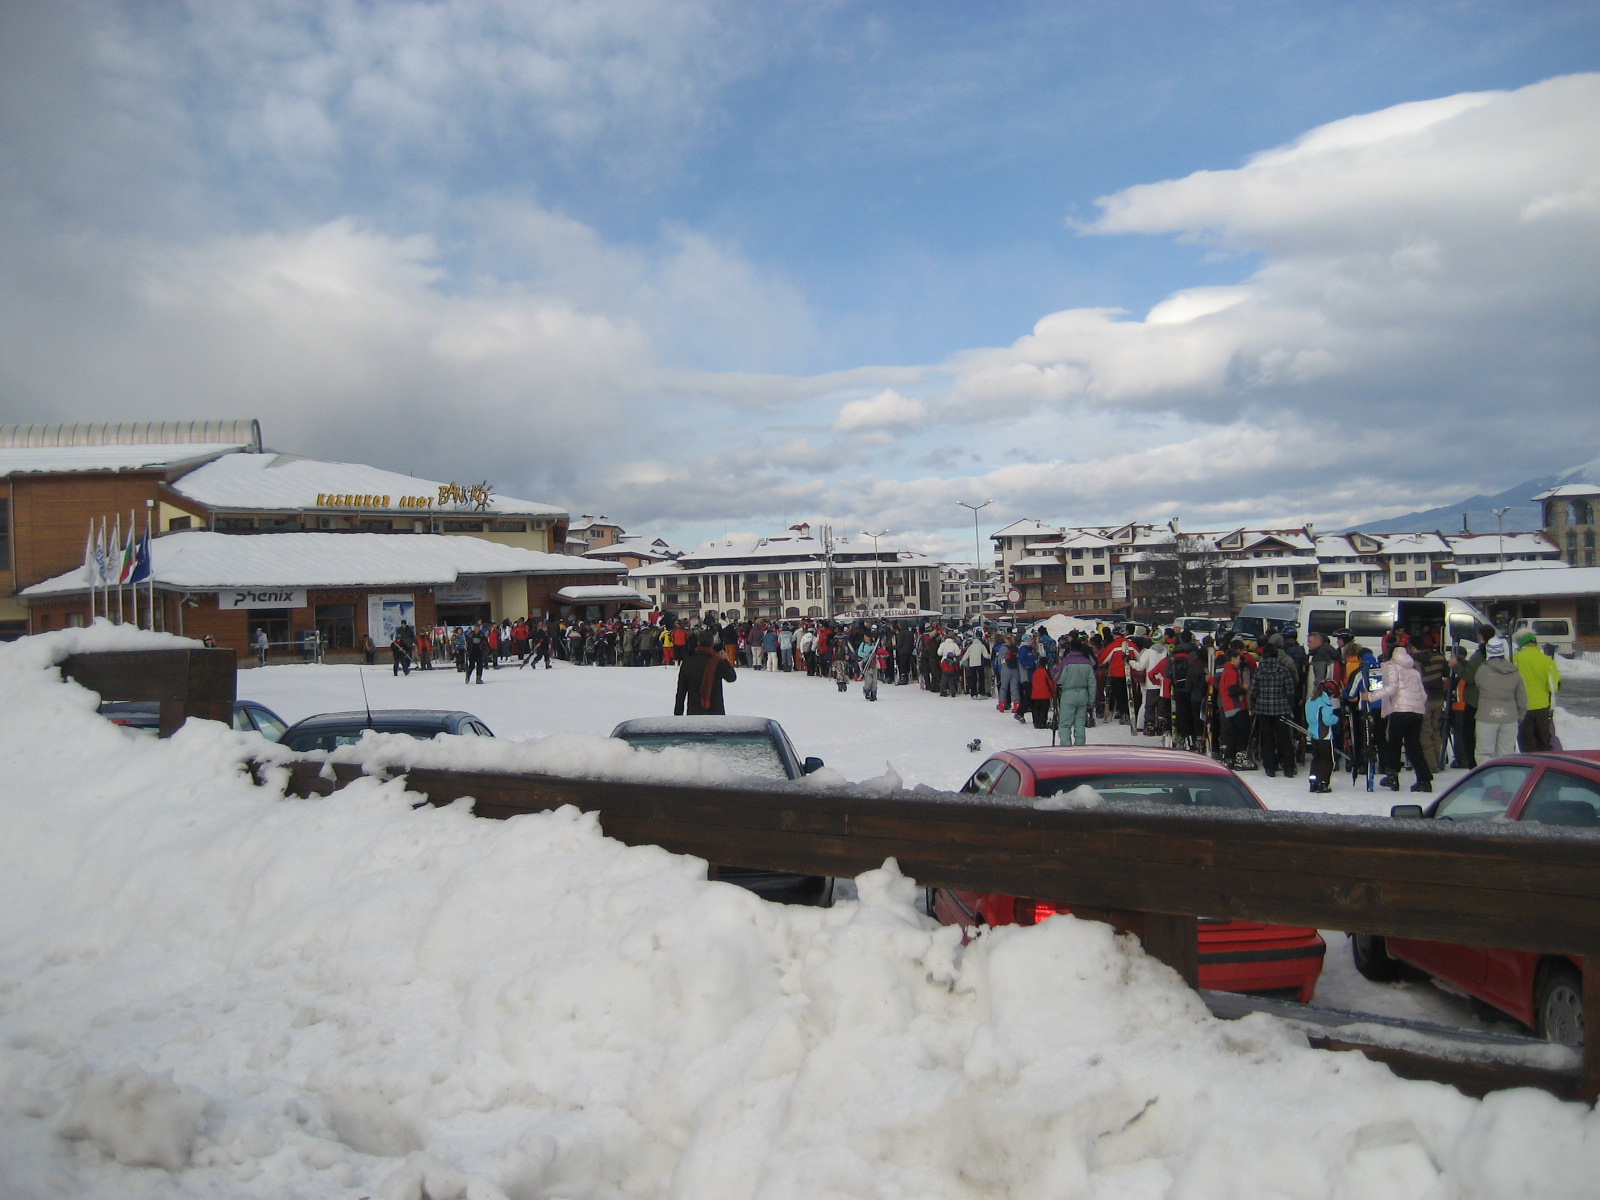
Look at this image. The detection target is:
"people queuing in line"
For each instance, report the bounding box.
[374,607,1551,793]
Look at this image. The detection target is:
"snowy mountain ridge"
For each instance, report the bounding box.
[1346,452,1600,536]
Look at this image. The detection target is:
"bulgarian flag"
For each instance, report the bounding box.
[117,517,138,584]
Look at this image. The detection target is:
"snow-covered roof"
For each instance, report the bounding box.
[991,519,1061,540]
[1533,482,1600,500]
[1218,556,1321,569]
[172,452,566,518]
[1012,554,1065,568]
[0,443,244,477]
[1314,535,1364,559]
[1056,530,1119,549]
[1446,533,1558,557]
[676,533,938,569]
[1233,530,1315,552]
[21,531,623,596]
[585,535,685,561]
[1452,558,1567,578]
[553,586,652,605]
[1379,532,1450,555]
[1321,562,1383,573]
[1429,564,1591,600]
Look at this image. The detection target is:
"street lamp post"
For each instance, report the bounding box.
[1492,506,1511,570]
[861,529,890,612]
[956,500,994,618]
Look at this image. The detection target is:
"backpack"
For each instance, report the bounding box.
[1170,651,1191,687]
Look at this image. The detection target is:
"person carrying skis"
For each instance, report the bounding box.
[1099,627,1136,724]
[858,633,889,701]
[391,620,416,677]
[1305,679,1341,794]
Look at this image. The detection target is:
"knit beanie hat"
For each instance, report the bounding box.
[1486,637,1510,658]
[1514,630,1537,647]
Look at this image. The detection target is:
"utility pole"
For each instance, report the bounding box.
[821,524,835,621]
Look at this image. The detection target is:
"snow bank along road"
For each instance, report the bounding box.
[2,624,1598,1199]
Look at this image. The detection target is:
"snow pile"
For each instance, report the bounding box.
[1036,783,1104,810]
[2,626,1598,1198]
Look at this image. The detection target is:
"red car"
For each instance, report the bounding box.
[928,745,1326,1003]
[1354,749,1598,1046]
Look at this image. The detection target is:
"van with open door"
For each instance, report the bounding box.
[1294,595,1493,649]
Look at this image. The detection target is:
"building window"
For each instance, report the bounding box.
[167,514,192,531]
[1256,584,1269,597]
[492,521,527,532]
[1093,565,1104,575]
[217,517,254,531]
[1568,500,1594,524]
[1277,584,1290,595]
[444,520,484,532]
[1395,571,1407,582]
[1071,565,1083,577]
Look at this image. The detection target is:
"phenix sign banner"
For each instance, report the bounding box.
[217,588,307,610]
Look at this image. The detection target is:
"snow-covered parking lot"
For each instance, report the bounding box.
[3,625,1598,1199]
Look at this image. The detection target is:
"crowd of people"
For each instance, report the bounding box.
[361,610,1565,795]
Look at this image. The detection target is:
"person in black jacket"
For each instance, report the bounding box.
[674,631,738,715]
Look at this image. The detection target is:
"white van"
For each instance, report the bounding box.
[1294,596,1493,648]
[1174,615,1230,638]
[1511,617,1576,657]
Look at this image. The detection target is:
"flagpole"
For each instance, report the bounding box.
[129,507,138,628]
[112,514,122,624]
[146,500,157,631]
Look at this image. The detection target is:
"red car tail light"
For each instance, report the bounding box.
[1015,899,1065,926]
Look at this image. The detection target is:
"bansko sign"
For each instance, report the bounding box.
[217,588,307,609]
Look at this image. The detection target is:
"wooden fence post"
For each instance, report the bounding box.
[60,648,236,736]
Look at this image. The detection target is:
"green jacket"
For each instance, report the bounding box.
[1514,644,1562,710]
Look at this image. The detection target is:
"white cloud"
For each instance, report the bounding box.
[934,73,1599,459]
[832,389,927,433]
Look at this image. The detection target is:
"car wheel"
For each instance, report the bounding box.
[1534,963,1585,1047]
[1350,934,1402,982]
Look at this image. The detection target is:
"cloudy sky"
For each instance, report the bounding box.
[2,1,1597,556]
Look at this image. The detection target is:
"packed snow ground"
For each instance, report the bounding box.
[2,625,1597,1199]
